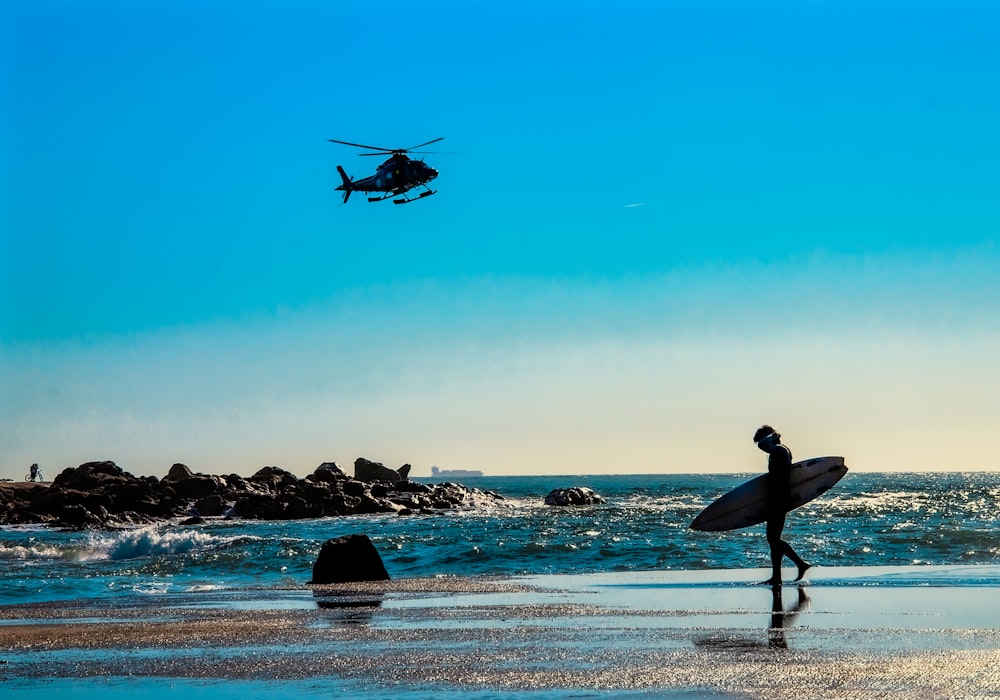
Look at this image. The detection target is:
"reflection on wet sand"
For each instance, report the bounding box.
[312,587,386,626]
[694,585,810,652]
[769,585,809,649]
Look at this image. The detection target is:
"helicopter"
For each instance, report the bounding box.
[328,137,443,204]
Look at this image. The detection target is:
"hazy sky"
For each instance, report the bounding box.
[2,0,998,479]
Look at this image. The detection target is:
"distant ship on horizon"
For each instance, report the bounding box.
[431,466,484,478]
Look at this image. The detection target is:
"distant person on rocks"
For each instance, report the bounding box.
[29,463,40,482]
[754,425,810,585]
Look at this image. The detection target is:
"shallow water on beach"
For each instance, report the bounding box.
[4,566,1000,700]
[0,678,714,700]
[1,472,998,604]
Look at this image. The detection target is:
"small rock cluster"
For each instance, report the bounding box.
[0,458,506,529]
[543,486,606,506]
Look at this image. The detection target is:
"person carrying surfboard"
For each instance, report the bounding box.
[753,425,811,585]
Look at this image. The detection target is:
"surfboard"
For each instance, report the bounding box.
[689,456,848,532]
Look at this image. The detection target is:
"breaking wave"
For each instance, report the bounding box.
[85,527,240,561]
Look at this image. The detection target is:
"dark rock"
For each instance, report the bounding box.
[52,461,129,491]
[310,462,347,483]
[233,493,277,518]
[389,493,430,511]
[300,482,330,505]
[325,493,349,515]
[194,494,227,517]
[259,501,290,520]
[127,495,171,518]
[283,496,321,520]
[250,466,299,490]
[343,480,368,497]
[170,474,222,500]
[179,516,206,526]
[544,487,606,506]
[2,484,44,503]
[29,486,77,512]
[113,480,155,504]
[354,458,410,484]
[355,494,397,514]
[392,480,432,494]
[111,480,174,518]
[163,463,194,481]
[56,503,102,528]
[309,534,390,584]
[31,486,110,515]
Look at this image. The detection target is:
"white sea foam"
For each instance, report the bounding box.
[131,582,172,595]
[0,542,63,561]
[84,526,233,561]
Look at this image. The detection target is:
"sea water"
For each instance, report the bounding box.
[2,472,998,605]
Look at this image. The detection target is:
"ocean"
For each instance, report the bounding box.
[2,471,998,605]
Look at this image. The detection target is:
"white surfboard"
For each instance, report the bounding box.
[689,456,848,532]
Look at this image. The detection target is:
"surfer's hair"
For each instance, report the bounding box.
[753,425,777,443]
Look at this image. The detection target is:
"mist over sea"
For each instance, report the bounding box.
[2,472,998,605]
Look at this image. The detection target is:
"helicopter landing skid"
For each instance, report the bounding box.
[393,189,436,205]
[365,188,436,204]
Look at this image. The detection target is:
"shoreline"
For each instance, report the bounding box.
[3,566,1000,698]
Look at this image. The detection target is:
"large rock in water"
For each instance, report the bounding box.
[544,487,606,506]
[310,534,390,584]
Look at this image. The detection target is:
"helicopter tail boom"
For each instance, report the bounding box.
[335,166,353,203]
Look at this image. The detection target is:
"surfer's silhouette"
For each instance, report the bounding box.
[754,425,811,586]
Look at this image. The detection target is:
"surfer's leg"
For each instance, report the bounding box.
[782,542,811,581]
[773,539,810,581]
[765,516,784,585]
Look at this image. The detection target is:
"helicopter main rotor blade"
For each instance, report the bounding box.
[404,137,444,151]
[329,137,446,156]
[328,139,396,152]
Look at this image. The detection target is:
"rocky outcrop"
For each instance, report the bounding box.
[0,459,507,529]
[309,534,390,584]
[544,487,606,506]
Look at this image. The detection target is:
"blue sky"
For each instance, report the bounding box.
[2,0,998,478]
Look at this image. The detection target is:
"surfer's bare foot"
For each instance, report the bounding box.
[795,563,811,581]
[762,577,781,587]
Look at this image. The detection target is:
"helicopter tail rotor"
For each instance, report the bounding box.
[335,166,353,204]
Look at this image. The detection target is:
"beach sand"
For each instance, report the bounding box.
[2,566,999,699]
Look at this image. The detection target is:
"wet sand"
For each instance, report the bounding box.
[2,566,1000,699]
